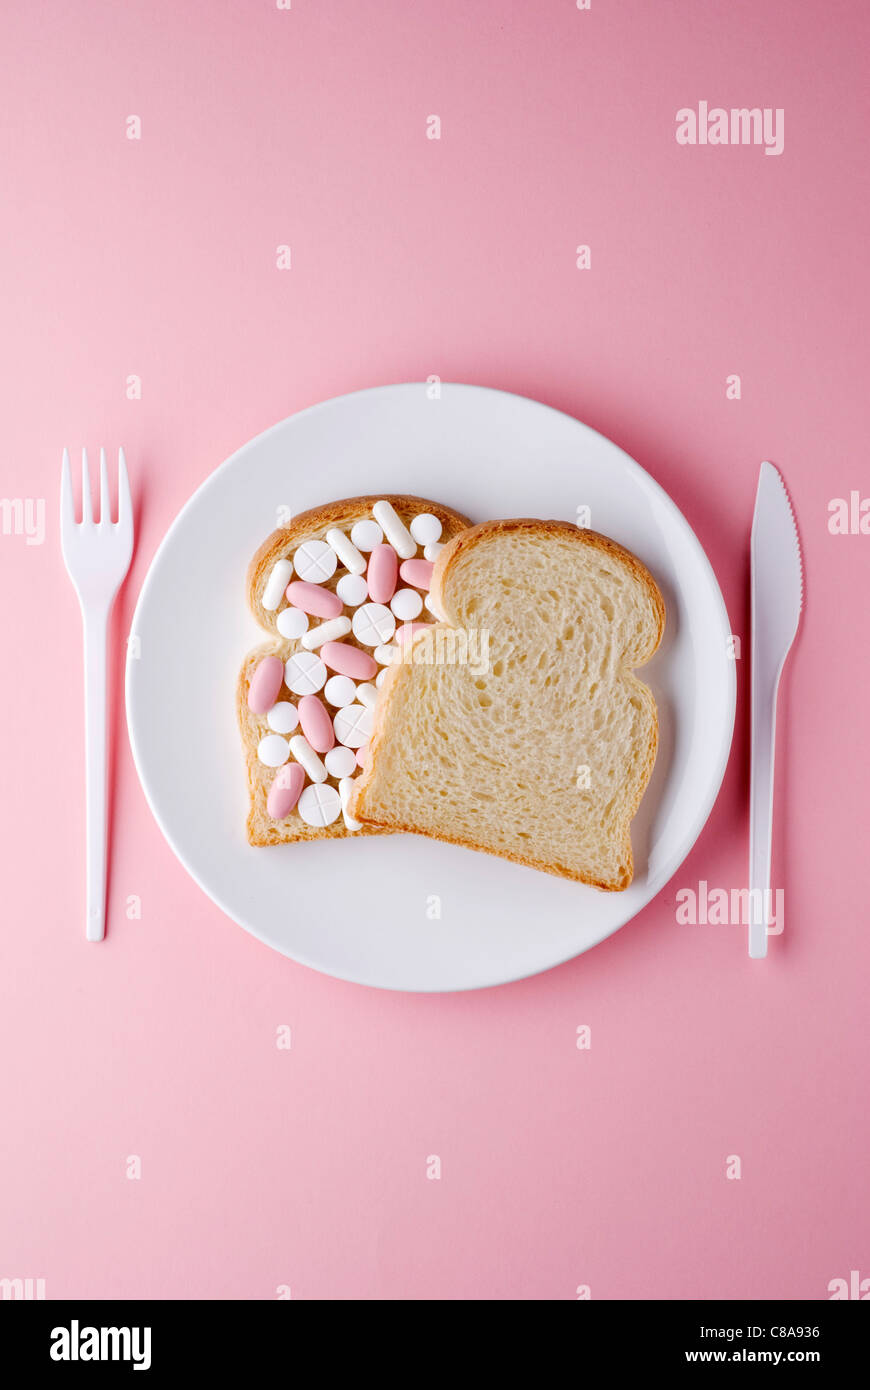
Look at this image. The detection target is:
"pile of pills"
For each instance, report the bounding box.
[248,501,445,828]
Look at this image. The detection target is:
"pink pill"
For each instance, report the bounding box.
[367,544,398,603]
[356,744,369,769]
[297,694,335,753]
[285,580,343,619]
[320,641,378,680]
[395,622,433,647]
[247,655,284,713]
[267,763,305,819]
[399,559,434,589]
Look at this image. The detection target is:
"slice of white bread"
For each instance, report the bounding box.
[349,520,665,888]
[238,495,471,846]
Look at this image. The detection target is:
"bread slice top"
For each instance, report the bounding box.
[349,519,665,888]
[239,495,472,846]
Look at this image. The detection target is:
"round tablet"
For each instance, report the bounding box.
[276,606,309,640]
[333,702,374,749]
[323,674,357,708]
[293,539,337,583]
[284,650,327,695]
[350,519,383,552]
[324,745,358,779]
[373,643,397,665]
[423,541,444,562]
[390,588,423,621]
[257,734,290,768]
[352,602,396,647]
[297,782,342,827]
[410,513,442,546]
[266,701,299,734]
[336,573,368,607]
[376,668,389,687]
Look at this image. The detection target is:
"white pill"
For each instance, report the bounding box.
[391,588,423,621]
[262,558,293,610]
[410,513,442,546]
[376,668,389,688]
[289,734,327,783]
[298,782,342,827]
[352,602,395,647]
[266,701,299,734]
[333,702,373,748]
[276,606,309,640]
[350,519,383,551]
[336,573,368,607]
[372,500,415,559]
[355,682,378,709]
[423,541,444,562]
[301,615,351,650]
[338,777,362,831]
[285,650,327,695]
[424,593,445,619]
[257,734,290,768]
[374,643,398,666]
[323,674,357,708]
[293,539,337,583]
[325,527,366,576]
[325,745,357,779]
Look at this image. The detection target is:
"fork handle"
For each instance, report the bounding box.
[748,662,782,959]
[82,604,110,942]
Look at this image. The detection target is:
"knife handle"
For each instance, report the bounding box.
[748,661,783,959]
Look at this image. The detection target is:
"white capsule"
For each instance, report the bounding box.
[374,643,398,665]
[326,527,366,576]
[333,702,373,749]
[257,734,290,768]
[298,782,342,827]
[324,745,358,779]
[284,651,327,695]
[338,777,362,831]
[410,513,442,546]
[350,519,383,551]
[293,539,337,583]
[372,500,415,559]
[323,674,357,708]
[262,558,293,611]
[289,734,327,783]
[391,588,423,621]
[276,606,309,640]
[336,573,368,607]
[355,682,378,709]
[423,541,444,562]
[301,615,352,650]
[352,602,395,647]
[266,701,299,734]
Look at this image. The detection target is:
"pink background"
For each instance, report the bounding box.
[1,0,868,1300]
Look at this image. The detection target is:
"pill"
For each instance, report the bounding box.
[267,763,305,819]
[298,782,342,827]
[374,643,398,665]
[293,539,337,583]
[266,701,299,734]
[324,745,357,779]
[352,601,395,647]
[350,519,383,551]
[410,513,442,546]
[338,777,362,831]
[248,655,284,713]
[257,733,290,768]
[289,733,327,783]
[390,588,423,621]
[336,573,368,607]
[320,641,378,681]
[355,682,378,709]
[372,500,416,559]
[323,674,357,707]
[355,744,369,769]
[297,694,335,753]
[326,527,366,576]
[424,593,445,619]
[376,668,389,688]
[286,580,343,619]
[276,607,309,640]
[333,702,373,748]
[366,544,398,603]
[262,558,293,610]
[423,541,444,562]
[301,615,352,650]
[285,650,328,695]
[399,559,434,590]
[395,621,432,646]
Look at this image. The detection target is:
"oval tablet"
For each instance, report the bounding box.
[399,559,434,590]
[267,763,305,819]
[298,782,342,827]
[366,544,398,603]
[286,580,343,619]
[320,641,378,681]
[395,621,433,646]
[257,733,290,768]
[297,694,335,753]
[248,655,284,713]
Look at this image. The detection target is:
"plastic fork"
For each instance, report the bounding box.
[60,447,134,941]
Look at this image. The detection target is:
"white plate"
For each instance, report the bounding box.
[126,384,735,991]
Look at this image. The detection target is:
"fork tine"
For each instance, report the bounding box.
[99,447,110,525]
[60,447,73,522]
[81,446,93,524]
[117,446,131,528]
